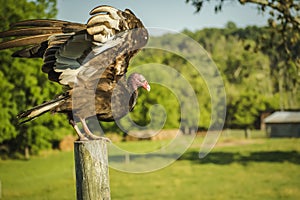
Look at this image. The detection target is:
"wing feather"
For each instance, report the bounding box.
[0,27,62,38]
[0,19,86,56]
[0,5,148,89]
[0,34,53,50]
[54,6,148,87]
[11,19,85,30]
[89,5,119,16]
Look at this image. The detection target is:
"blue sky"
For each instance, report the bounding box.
[57,0,270,34]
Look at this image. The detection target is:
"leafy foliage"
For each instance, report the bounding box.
[0,0,70,157]
[186,0,300,109]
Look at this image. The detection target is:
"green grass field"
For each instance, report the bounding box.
[0,130,300,200]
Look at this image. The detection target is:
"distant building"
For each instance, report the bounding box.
[264,111,300,137]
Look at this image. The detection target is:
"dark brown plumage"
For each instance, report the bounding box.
[0,5,150,141]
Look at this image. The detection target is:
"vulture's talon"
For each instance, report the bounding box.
[78,136,89,141]
[89,135,111,143]
[87,134,101,140]
[91,135,111,143]
[93,136,111,143]
[103,137,112,143]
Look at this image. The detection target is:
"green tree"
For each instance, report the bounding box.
[186,24,282,129]
[0,0,70,157]
[226,91,279,129]
[186,0,300,109]
[0,70,17,143]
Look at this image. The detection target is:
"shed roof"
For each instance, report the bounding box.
[264,111,300,124]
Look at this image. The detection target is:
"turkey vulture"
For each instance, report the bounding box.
[0,5,150,141]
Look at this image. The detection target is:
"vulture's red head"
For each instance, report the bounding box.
[128,73,150,92]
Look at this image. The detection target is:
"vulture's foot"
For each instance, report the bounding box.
[87,134,111,143]
[70,119,89,141]
[78,135,89,141]
[80,118,111,143]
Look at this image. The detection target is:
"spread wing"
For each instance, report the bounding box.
[0,5,148,88]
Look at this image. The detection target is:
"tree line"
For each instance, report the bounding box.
[0,0,299,157]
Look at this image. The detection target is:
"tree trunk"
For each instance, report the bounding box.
[24,146,30,160]
[244,128,251,139]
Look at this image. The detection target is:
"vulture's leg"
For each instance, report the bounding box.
[69,119,88,141]
[80,118,111,142]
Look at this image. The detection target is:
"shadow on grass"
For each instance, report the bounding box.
[179,150,300,165]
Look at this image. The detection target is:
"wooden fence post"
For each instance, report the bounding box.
[74,140,110,200]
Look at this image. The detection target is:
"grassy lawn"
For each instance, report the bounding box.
[0,131,300,200]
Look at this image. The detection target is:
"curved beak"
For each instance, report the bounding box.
[143,82,151,92]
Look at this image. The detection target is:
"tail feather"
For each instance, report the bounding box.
[17,96,67,124]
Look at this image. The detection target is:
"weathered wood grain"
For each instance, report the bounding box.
[74,140,110,200]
